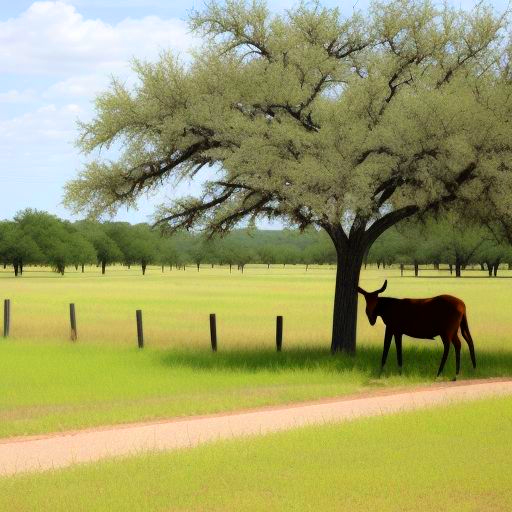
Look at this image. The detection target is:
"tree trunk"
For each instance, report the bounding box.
[162,265,164,273]
[75,264,79,271]
[267,263,270,269]
[377,262,380,269]
[306,264,309,271]
[434,262,440,270]
[13,262,19,277]
[449,264,453,275]
[142,262,147,275]
[20,261,23,275]
[414,263,419,277]
[494,261,500,277]
[480,263,485,271]
[330,246,365,354]
[81,264,85,273]
[229,263,232,273]
[486,262,492,277]
[101,260,106,275]
[197,263,200,272]
[455,258,462,278]
[241,264,245,274]
[400,263,404,277]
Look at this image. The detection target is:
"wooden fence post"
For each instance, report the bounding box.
[209,313,217,351]
[69,303,77,341]
[3,299,10,338]
[136,310,144,348]
[276,315,283,351]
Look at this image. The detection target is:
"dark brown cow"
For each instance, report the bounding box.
[357,280,476,379]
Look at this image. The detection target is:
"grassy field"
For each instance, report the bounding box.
[1,395,511,511]
[1,265,511,438]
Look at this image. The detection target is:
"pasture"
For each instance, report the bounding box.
[1,264,512,437]
[1,394,511,511]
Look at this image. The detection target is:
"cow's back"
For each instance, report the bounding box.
[378,295,465,339]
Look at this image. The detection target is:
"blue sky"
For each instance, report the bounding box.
[0,0,508,224]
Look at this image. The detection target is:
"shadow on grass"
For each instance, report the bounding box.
[158,344,512,381]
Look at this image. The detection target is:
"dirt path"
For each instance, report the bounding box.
[1,378,512,477]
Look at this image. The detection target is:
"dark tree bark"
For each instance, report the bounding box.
[455,257,462,277]
[19,261,23,275]
[101,259,106,275]
[13,262,19,277]
[142,262,147,275]
[81,264,85,273]
[400,263,404,276]
[414,263,419,277]
[449,264,453,274]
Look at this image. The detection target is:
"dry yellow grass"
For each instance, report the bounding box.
[0,264,510,350]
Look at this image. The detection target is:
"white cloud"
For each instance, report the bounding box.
[0,88,37,103]
[43,74,110,99]
[0,103,82,146]
[0,1,196,75]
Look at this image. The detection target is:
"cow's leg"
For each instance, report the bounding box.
[395,333,403,374]
[380,326,393,374]
[437,335,451,377]
[452,333,462,380]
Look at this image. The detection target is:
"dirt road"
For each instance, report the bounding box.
[1,378,511,477]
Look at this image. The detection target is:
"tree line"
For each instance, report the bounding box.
[2,209,512,277]
[367,215,512,277]
[0,209,337,276]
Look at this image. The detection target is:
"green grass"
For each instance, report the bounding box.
[2,395,511,511]
[1,341,511,438]
[1,265,511,438]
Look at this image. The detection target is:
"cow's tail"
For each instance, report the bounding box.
[460,312,476,369]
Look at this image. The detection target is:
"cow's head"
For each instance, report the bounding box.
[357,280,387,326]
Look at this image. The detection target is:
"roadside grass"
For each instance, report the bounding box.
[0,265,511,437]
[1,395,511,511]
[1,341,512,438]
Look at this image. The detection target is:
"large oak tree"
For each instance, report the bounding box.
[64,0,512,353]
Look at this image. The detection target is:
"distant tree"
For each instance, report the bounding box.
[14,209,75,275]
[477,240,512,277]
[0,221,43,276]
[66,230,97,272]
[76,221,123,274]
[430,216,488,277]
[257,245,278,269]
